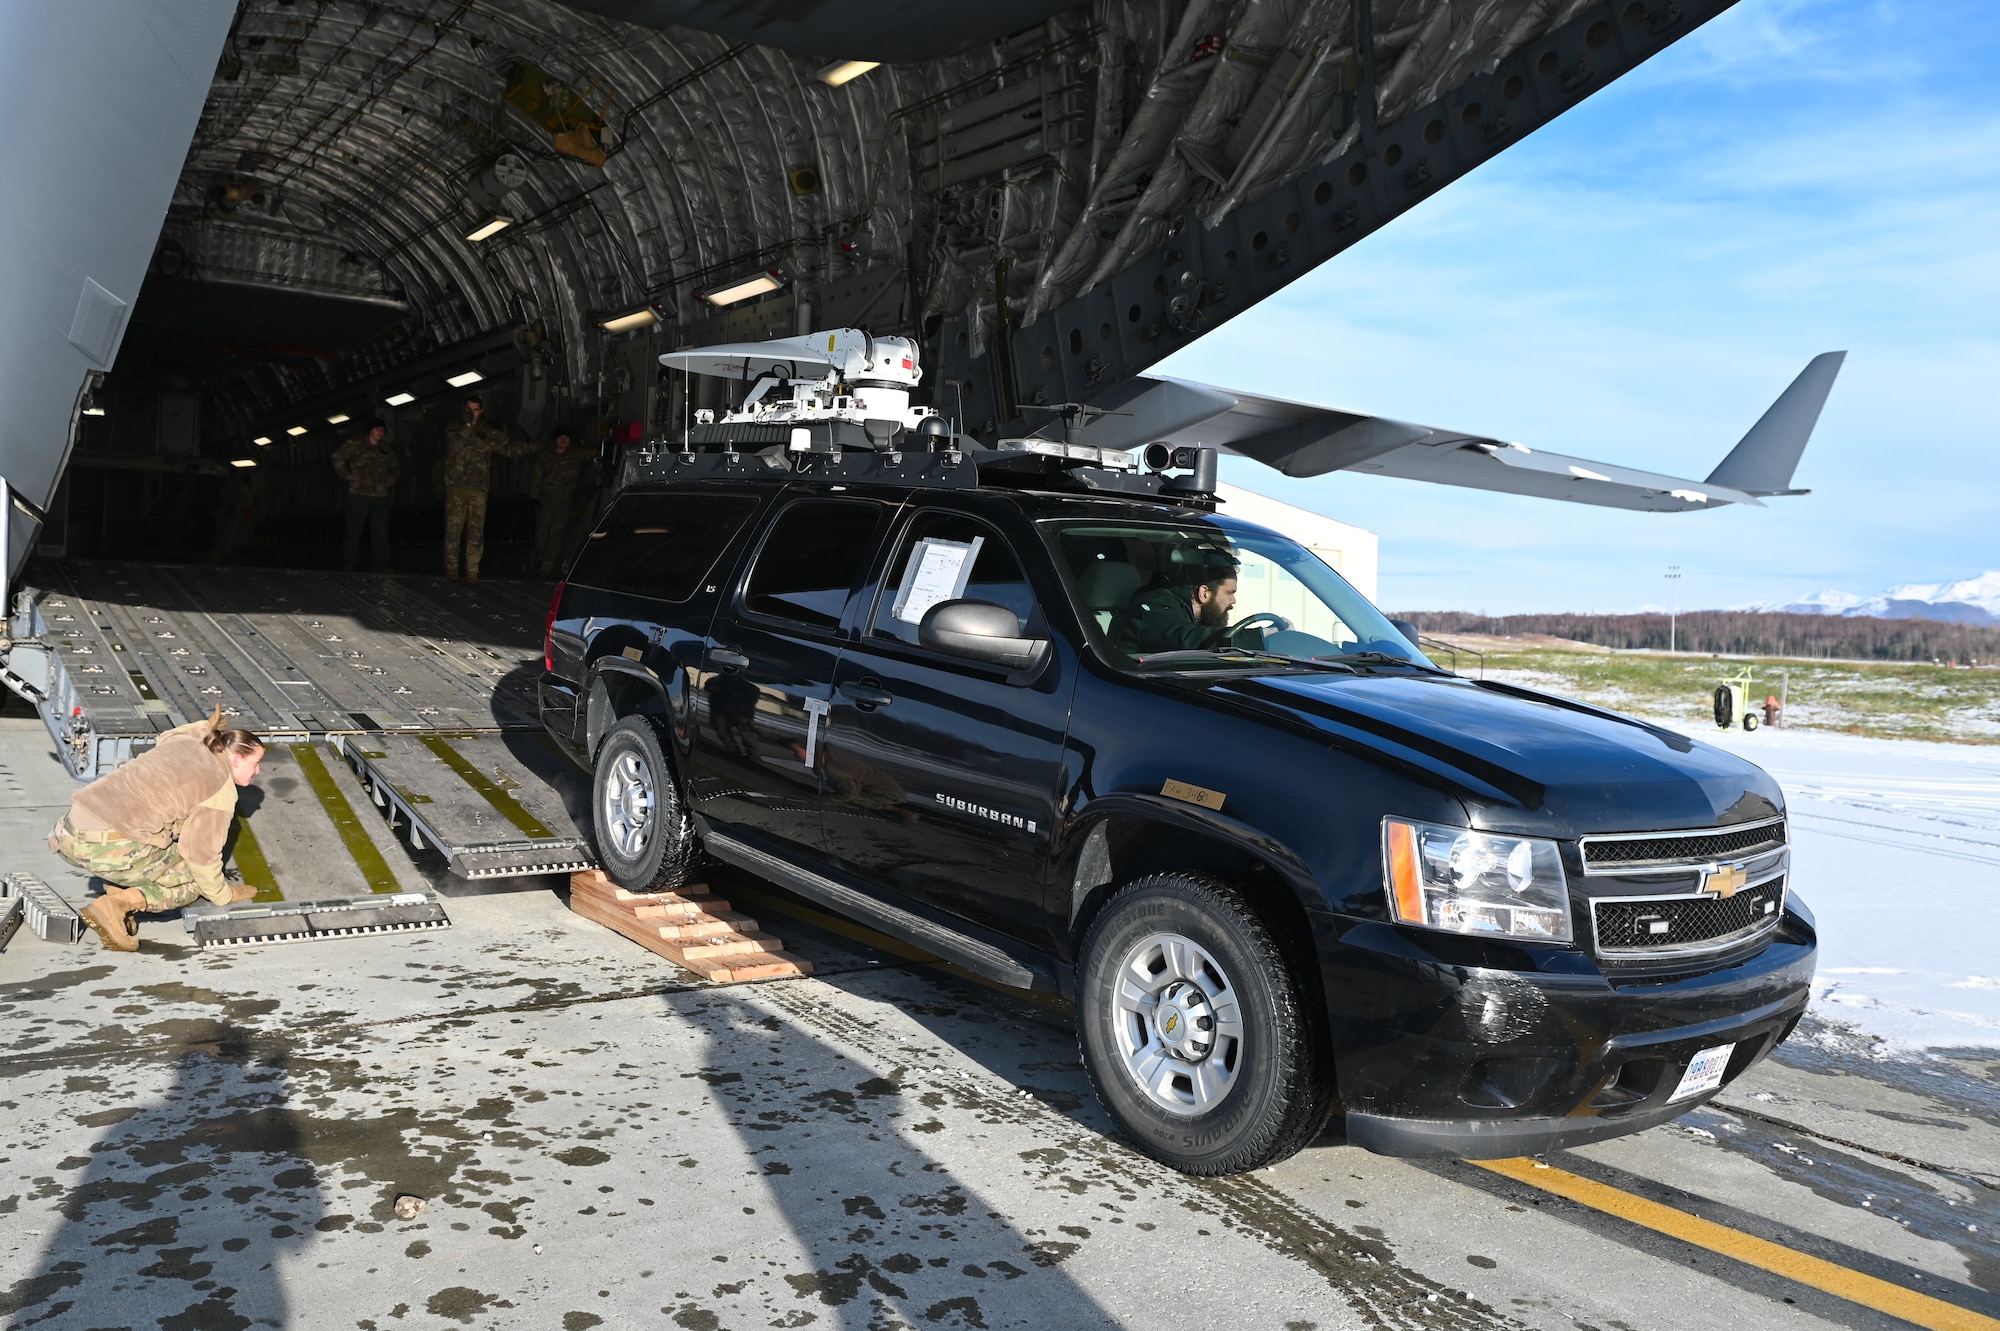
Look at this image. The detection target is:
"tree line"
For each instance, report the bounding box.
[1395,610,2000,664]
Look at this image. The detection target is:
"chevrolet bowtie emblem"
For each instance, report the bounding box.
[1163,1014,1179,1034]
[1700,862,1748,898]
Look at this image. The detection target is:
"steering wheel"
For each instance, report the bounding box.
[1229,612,1291,639]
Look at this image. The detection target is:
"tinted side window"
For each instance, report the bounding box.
[871,512,1041,647]
[568,493,758,599]
[742,500,882,629]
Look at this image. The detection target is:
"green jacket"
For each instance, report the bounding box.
[532,442,593,507]
[442,418,533,492]
[1110,586,1239,656]
[331,436,399,498]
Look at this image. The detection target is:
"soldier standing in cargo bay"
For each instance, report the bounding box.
[49,709,265,953]
[531,425,593,577]
[331,416,398,571]
[441,393,533,581]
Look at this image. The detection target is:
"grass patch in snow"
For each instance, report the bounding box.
[1436,642,2000,744]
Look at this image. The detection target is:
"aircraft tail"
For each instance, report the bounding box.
[1703,351,1845,496]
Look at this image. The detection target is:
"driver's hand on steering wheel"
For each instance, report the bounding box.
[1233,612,1292,634]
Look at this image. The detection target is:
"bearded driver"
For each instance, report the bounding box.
[49,709,265,952]
[1112,556,1287,656]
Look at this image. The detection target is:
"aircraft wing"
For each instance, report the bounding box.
[1073,353,1845,514]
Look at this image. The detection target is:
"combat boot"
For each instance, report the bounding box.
[82,885,145,952]
[228,882,258,903]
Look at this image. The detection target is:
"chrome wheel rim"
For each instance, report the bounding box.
[1110,931,1244,1116]
[601,749,656,860]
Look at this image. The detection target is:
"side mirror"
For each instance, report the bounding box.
[919,599,1050,673]
[1389,618,1422,648]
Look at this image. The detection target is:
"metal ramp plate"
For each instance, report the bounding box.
[1,872,86,944]
[182,893,450,949]
[334,731,595,880]
[6,561,551,779]
[235,741,433,902]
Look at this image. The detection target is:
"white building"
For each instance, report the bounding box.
[1217,482,1380,605]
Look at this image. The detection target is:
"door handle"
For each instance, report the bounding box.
[710,648,750,672]
[839,678,894,709]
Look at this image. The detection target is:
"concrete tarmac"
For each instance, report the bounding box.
[3,706,1997,1331]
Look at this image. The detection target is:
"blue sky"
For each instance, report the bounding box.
[1158,0,1999,614]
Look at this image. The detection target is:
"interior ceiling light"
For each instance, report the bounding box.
[600,307,658,333]
[327,412,350,425]
[700,271,784,308]
[818,60,879,87]
[230,459,257,468]
[253,436,272,445]
[446,369,484,388]
[465,215,513,242]
[384,391,417,406]
[82,406,105,416]
[286,425,309,436]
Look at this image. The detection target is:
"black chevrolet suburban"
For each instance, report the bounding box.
[538,449,1814,1176]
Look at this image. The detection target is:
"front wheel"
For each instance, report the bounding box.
[1076,872,1334,1175]
[592,715,699,891]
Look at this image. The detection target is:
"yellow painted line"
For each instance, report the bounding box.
[419,735,554,838]
[229,816,283,903]
[290,743,402,893]
[1475,1157,2000,1331]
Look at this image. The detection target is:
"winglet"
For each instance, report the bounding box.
[1703,352,1845,496]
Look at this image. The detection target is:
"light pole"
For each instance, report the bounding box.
[1666,565,1681,653]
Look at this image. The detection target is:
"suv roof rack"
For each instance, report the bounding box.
[635,329,1220,505]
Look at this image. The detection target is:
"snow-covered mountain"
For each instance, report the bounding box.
[1753,572,2000,625]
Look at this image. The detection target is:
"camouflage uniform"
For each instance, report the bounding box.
[48,715,242,914]
[332,434,400,571]
[331,435,400,497]
[531,440,594,577]
[441,416,533,579]
[49,817,219,912]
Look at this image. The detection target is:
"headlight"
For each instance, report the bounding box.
[1382,817,1572,943]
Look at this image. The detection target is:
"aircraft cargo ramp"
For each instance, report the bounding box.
[1,562,597,894]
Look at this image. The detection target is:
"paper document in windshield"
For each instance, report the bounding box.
[891,536,984,625]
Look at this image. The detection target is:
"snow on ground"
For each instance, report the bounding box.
[1658,720,2000,1056]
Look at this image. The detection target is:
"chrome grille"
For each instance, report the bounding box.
[1592,877,1786,957]
[1582,818,1785,871]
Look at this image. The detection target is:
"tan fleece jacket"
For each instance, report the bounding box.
[70,717,238,903]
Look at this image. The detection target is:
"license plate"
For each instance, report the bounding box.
[1669,1043,1735,1102]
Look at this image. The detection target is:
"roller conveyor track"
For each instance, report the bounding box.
[3,561,597,899]
[6,560,551,777]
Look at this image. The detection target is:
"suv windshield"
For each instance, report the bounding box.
[1046,518,1436,672]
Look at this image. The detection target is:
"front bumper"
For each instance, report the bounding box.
[1314,907,1816,1159]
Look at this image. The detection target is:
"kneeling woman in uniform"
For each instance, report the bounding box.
[49,709,265,951]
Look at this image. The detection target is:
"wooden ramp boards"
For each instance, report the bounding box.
[333,731,595,880]
[568,870,811,983]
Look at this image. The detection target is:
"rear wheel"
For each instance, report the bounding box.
[1076,872,1334,1175]
[591,715,698,890]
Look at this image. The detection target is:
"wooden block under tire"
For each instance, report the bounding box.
[566,871,811,983]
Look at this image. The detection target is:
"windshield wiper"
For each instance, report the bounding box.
[1132,648,1358,674]
[1322,650,1450,674]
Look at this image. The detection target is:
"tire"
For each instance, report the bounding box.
[1743,712,1761,732]
[1076,872,1335,1175]
[1713,685,1734,729]
[591,715,699,891]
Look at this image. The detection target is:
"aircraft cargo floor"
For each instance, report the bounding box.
[2,562,596,894]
